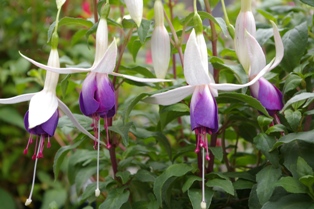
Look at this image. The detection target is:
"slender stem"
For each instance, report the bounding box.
[221,129,232,172]
[204,0,219,83]
[95,119,100,196]
[93,0,99,23]
[221,0,230,25]
[164,11,184,67]
[193,0,197,13]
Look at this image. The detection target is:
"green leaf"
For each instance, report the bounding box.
[275,176,307,194]
[233,179,254,190]
[116,171,131,184]
[158,103,190,130]
[134,169,156,183]
[54,138,84,179]
[40,189,67,209]
[266,124,287,134]
[48,17,93,43]
[127,37,142,62]
[284,109,302,131]
[206,175,234,196]
[182,176,201,193]
[99,188,130,209]
[249,184,262,209]
[271,130,314,150]
[261,194,313,209]
[217,92,270,117]
[153,164,193,207]
[297,157,313,177]
[300,0,314,7]
[137,19,152,43]
[122,93,149,124]
[209,146,223,162]
[299,175,314,188]
[122,18,137,29]
[0,188,17,209]
[257,115,273,129]
[109,121,133,146]
[256,165,282,205]
[281,22,308,71]
[188,188,214,209]
[283,74,303,94]
[0,107,24,129]
[256,28,276,46]
[253,133,280,167]
[281,92,314,112]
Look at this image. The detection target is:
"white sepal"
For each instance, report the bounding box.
[95,18,108,64]
[151,26,170,79]
[0,93,35,104]
[28,90,58,128]
[57,99,96,141]
[110,72,172,83]
[143,85,195,105]
[184,30,211,86]
[125,0,143,27]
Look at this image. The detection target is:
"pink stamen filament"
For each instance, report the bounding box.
[32,137,39,160]
[47,137,51,148]
[37,135,45,158]
[24,134,33,155]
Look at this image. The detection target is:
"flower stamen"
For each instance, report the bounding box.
[24,134,33,155]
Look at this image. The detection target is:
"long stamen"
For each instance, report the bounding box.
[24,134,33,155]
[47,136,51,148]
[201,147,207,209]
[25,138,41,206]
[32,137,39,160]
[95,118,101,197]
[37,135,45,158]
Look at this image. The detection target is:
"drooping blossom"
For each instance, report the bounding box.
[151,0,170,79]
[125,0,143,27]
[235,0,284,115]
[20,14,170,197]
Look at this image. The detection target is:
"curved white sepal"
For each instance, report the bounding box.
[92,39,118,74]
[110,72,172,83]
[184,30,211,85]
[57,99,96,141]
[268,21,284,72]
[28,91,58,128]
[143,85,196,105]
[246,30,266,77]
[0,93,35,104]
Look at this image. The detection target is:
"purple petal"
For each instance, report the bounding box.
[95,73,116,118]
[190,85,218,133]
[24,110,59,137]
[250,77,283,114]
[79,73,100,116]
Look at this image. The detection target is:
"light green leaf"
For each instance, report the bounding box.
[0,107,24,129]
[182,176,201,193]
[116,171,131,184]
[275,176,307,194]
[297,156,313,177]
[271,130,314,150]
[281,92,314,112]
[0,188,17,209]
[188,188,214,209]
[206,176,234,196]
[158,103,190,130]
[138,19,152,43]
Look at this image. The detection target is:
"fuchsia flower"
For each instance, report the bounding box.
[235,0,284,115]
[124,0,143,27]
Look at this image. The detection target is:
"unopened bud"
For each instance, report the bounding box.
[125,0,143,27]
[154,0,164,27]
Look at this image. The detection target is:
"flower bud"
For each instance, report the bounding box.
[151,0,170,79]
[125,0,143,27]
[234,0,256,73]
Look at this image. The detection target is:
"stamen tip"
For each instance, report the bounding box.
[25,199,32,206]
[200,201,206,209]
[23,149,28,155]
[95,188,100,197]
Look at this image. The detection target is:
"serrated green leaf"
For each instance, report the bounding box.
[188,188,214,209]
[281,92,314,112]
[281,22,308,71]
[99,188,130,209]
[154,164,193,207]
[158,103,190,130]
[253,133,280,167]
[217,92,270,117]
[271,129,314,151]
[53,138,84,179]
[256,165,282,205]
[275,176,307,194]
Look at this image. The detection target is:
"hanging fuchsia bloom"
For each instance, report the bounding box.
[124,0,143,27]
[235,0,284,115]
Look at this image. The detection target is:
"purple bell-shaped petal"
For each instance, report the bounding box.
[190,85,218,134]
[250,77,283,115]
[79,72,116,118]
[24,110,59,137]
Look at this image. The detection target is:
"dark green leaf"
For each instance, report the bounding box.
[109,121,132,146]
[134,169,156,183]
[281,22,308,71]
[209,146,223,162]
[217,92,270,117]
[256,165,282,205]
[182,176,201,193]
[283,74,303,94]
[154,164,193,207]
[261,194,313,209]
[122,93,150,124]
[275,176,307,194]
[297,157,313,177]
[127,38,142,62]
[233,179,254,190]
[257,115,273,129]
[137,19,151,43]
[159,103,190,130]
[284,109,302,131]
[188,188,214,209]
[281,92,314,112]
[206,175,234,195]
[122,18,137,29]
[99,188,130,209]
[253,133,280,167]
[0,107,24,129]
[0,188,17,209]
[249,184,263,209]
[300,0,314,7]
[53,138,84,179]
[40,189,67,209]
[271,130,314,150]
[116,171,131,184]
